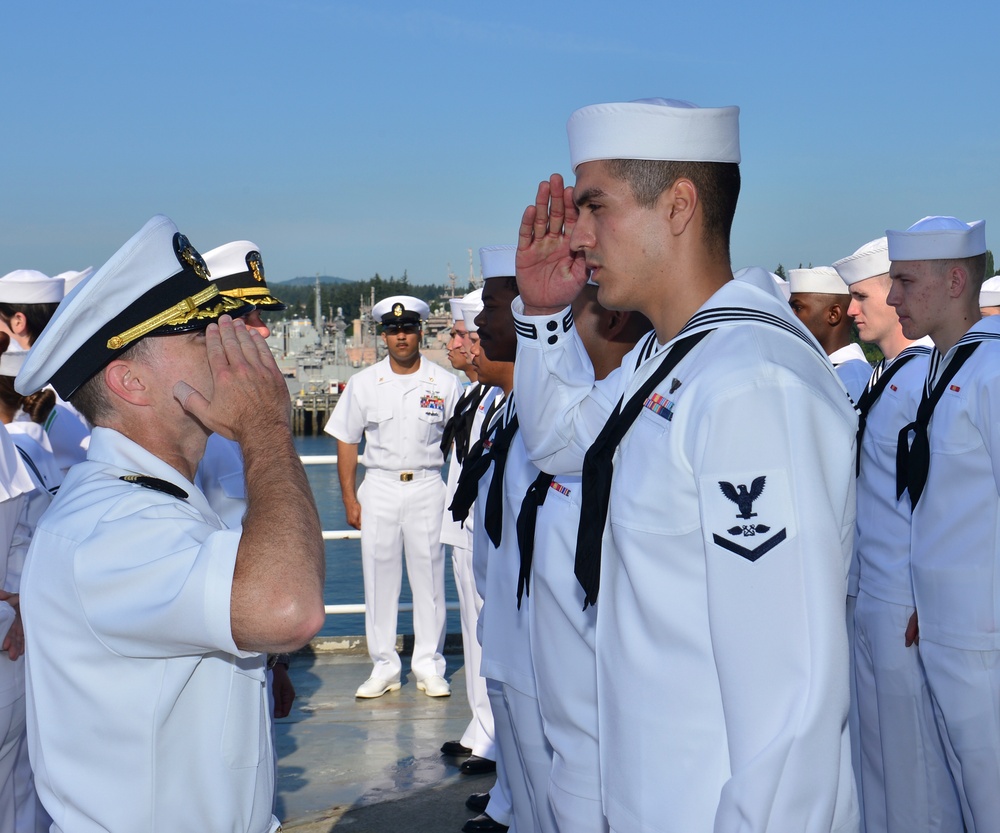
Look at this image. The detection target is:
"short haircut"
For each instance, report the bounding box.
[605,159,741,259]
[70,338,155,426]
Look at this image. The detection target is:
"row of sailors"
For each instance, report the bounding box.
[330,103,1000,833]
[349,228,998,833]
[0,237,297,832]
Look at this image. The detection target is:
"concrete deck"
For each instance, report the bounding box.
[277,640,495,832]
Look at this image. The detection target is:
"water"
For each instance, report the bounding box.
[294,434,460,638]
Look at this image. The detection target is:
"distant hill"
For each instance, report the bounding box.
[275,275,352,286]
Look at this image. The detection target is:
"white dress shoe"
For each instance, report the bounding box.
[416,675,451,697]
[355,676,401,699]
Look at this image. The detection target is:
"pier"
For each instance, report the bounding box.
[292,392,340,435]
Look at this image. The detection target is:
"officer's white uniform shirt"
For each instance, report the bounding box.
[513,267,859,833]
[22,427,278,833]
[326,355,460,472]
[830,343,872,404]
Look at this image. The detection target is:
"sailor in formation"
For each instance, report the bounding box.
[14,215,326,832]
[326,295,460,699]
[511,98,859,832]
[834,236,961,833]
[889,215,1000,832]
[439,287,497,774]
[788,265,873,402]
[517,280,649,833]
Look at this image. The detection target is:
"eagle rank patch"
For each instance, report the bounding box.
[700,469,793,562]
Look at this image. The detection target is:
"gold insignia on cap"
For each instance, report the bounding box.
[173,233,211,281]
[247,251,264,283]
[106,286,245,350]
[392,303,404,318]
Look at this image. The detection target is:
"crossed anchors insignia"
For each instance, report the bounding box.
[712,474,786,561]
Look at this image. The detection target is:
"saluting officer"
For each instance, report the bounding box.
[326,296,461,699]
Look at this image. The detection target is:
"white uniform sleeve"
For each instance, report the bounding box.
[513,299,625,475]
[694,377,856,831]
[71,500,246,659]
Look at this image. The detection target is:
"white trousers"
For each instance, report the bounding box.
[358,472,447,681]
[489,679,558,833]
[920,639,1000,833]
[528,517,606,833]
[486,680,514,828]
[452,544,495,758]
[846,594,865,833]
[853,591,961,832]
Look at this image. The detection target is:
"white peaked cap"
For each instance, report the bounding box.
[15,215,249,398]
[371,295,429,323]
[788,266,850,295]
[980,275,1000,307]
[567,98,740,171]
[53,267,95,297]
[833,237,890,285]
[462,288,484,332]
[480,245,516,280]
[0,270,65,304]
[887,216,987,261]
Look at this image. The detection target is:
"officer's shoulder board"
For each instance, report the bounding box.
[119,474,189,500]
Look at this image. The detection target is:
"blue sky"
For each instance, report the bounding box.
[3,0,998,285]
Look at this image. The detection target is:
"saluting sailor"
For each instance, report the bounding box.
[834,236,960,833]
[15,215,326,833]
[513,98,860,832]
[888,216,1000,832]
[326,295,461,699]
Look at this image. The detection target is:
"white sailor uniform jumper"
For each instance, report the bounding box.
[513,267,860,833]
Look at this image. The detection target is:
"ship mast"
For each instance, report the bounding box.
[314,274,322,347]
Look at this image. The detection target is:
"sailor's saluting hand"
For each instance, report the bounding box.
[174,314,291,443]
[517,173,588,315]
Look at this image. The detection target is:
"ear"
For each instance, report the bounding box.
[9,312,28,337]
[662,178,698,237]
[603,308,628,340]
[947,264,968,299]
[104,359,151,406]
[827,303,844,326]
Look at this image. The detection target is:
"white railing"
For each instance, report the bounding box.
[300,455,460,616]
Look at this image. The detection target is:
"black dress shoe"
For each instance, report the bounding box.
[440,740,473,756]
[461,813,508,833]
[465,792,490,813]
[460,755,497,775]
